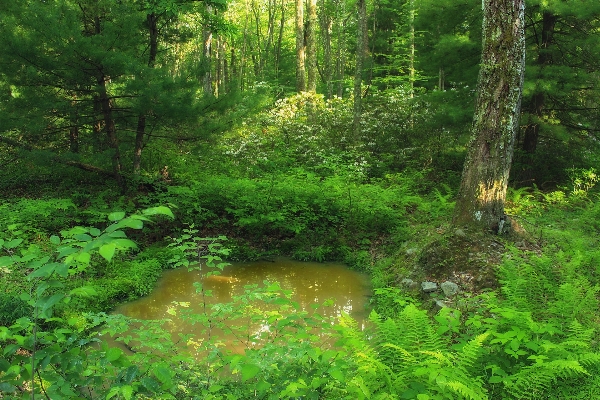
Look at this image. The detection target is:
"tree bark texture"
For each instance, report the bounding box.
[295,0,306,92]
[452,0,526,233]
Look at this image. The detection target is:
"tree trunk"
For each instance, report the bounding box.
[295,0,306,92]
[134,12,159,175]
[275,0,286,79]
[320,4,334,99]
[353,0,367,140]
[522,11,556,154]
[452,0,526,233]
[202,11,214,95]
[306,0,318,92]
[97,73,124,189]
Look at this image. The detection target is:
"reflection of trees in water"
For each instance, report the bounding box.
[114,259,371,353]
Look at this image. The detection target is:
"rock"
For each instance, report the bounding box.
[441,281,459,297]
[401,278,418,290]
[405,248,418,256]
[433,299,447,311]
[421,281,438,293]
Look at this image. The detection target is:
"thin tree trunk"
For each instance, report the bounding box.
[452,0,526,233]
[306,0,318,92]
[335,4,345,98]
[522,11,556,154]
[203,11,214,95]
[320,6,334,99]
[134,12,159,175]
[353,0,367,140]
[97,73,124,189]
[296,0,306,92]
[275,0,286,78]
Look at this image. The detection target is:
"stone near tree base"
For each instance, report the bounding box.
[441,281,459,297]
[421,281,438,293]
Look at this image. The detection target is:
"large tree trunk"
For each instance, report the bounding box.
[306,0,318,92]
[295,0,306,92]
[452,0,526,233]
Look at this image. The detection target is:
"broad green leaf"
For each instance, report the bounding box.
[0,382,16,393]
[108,231,127,238]
[121,385,133,400]
[4,239,23,249]
[89,227,101,237]
[141,377,160,393]
[76,252,91,265]
[50,235,61,245]
[0,256,13,268]
[121,218,144,229]
[328,368,344,381]
[69,286,97,297]
[99,243,116,262]
[241,364,260,382]
[106,347,123,362]
[142,206,174,219]
[74,233,92,242]
[108,211,126,221]
[153,364,173,386]
[28,262,59,279]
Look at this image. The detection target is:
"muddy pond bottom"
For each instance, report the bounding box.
[110,258,372,354]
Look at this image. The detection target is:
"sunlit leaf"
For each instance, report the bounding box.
[241,364,260,382]
[99,243,116,262]
[108,211,126,221]
[142,206,174,219]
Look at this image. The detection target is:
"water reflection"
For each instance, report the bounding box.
[111,258,371,354]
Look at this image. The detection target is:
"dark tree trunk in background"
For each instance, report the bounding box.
[134,12,159,175]
[452,0,526,233]
[522,11,556,154]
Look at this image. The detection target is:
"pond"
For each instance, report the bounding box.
[108,258,372,355]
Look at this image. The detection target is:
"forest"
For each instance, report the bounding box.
[1,0,600,398]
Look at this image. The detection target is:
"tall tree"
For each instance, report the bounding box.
[295,0,306,92]
[452,0,526,233]
[353,0,368,139]
[306,0,318,92]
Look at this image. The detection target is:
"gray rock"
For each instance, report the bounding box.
[441,281,459,297]
[454,228,467,238]
[405,248,418,256]
[401,278,418,290]
[421,281,438,293]
[434,299,447,311]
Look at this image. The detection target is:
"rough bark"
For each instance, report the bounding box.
[306,0,318,92]
[295,0,306,92]
[452,0,526,233]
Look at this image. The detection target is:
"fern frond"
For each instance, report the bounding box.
[441,380,488,400]
[507,360,589,400]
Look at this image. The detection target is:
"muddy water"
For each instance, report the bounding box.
[111,258,371,354]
